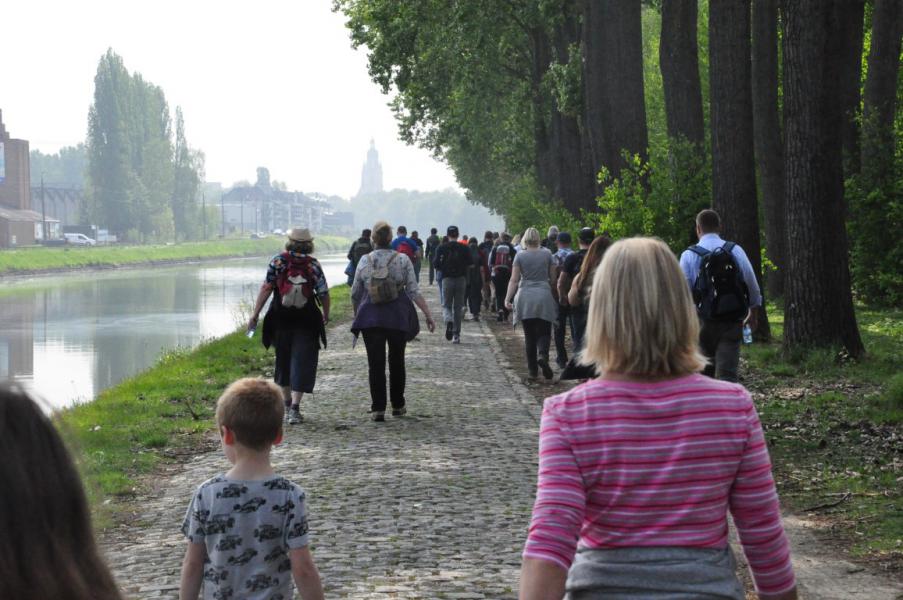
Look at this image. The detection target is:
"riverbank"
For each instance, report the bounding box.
[0,235,350,277]
[59,284,351,526]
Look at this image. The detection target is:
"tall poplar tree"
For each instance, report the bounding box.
[751,0,786,298]
[782,0,864,356]
[582,0,649,181]
[709,0,768,336]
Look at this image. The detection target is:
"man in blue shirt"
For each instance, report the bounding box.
[391,225,420,264]
[679,209,761,382]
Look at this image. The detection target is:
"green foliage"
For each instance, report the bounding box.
[587,138,710,250]
[845,116,903,306]
[504,185,581,239]
[85,49,204,242]
[30,144,87,188]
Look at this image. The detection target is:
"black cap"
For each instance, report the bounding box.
[557,232,572,244]
[447,225,459,237]
[578,227,595,243]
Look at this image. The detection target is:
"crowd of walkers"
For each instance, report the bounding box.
[0,208,797,600]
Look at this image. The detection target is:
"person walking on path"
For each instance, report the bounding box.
[410,230,425,283]
[391,225,419,265]
[179,379,324,600]
[466,237,485,322]
[566,233,611,351]
[551,231,574,369]
[479,231,495,310]
[434,226,472,343]
[249,228,329,425]
[351,221,436,421]
[541,225,559,250]
[520,237,797,600]
[488,232,516,322]
[504,227,559,380]
[346,229,373,285]
[425,228,441,285]
[679,209,762,382]
[0,383,124,600]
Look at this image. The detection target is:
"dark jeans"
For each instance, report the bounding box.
[570,306,588,351]
[699,319,743,382]
[274,328,320,393]
[413,259,422,283]
[467,268,482,316]
[554,305,570,365]
[362,327,408,412]
[492,273,511,318]
[522,318,552,376]
[429,260,436,285]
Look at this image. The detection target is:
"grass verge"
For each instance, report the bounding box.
[58,284,351,526]
[744,302,902,568]
[0,235,349,275]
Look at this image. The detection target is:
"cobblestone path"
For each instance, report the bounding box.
[100,285,542,599]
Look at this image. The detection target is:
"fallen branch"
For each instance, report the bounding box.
[803,492,852,512]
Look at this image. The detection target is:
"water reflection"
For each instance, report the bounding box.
[0,254,346,409]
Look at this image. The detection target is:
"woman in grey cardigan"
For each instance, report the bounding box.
[504,227,559,379]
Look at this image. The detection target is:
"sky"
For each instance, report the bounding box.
[0,0,460,198]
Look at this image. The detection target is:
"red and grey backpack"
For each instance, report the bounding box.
[276,253,318,310]
[491,243,514,274]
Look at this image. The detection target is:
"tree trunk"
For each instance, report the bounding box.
[751,0,786,299]
[861,0,903,185]
[837,0,866,175]
[782,0,865,357]
[550,7,597,213]
[660,0,705,146]
[582,0,648,182]
[710,0,770,339]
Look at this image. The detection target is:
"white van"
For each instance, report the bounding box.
[64,233,97,246]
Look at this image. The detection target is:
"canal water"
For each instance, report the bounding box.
[0,254,348,410]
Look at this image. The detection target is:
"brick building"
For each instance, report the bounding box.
[0,110,54,246]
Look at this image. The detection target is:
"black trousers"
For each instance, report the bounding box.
[492,273,511,317]
[362,327,408,412]
[699,320,743,382]
[522,318,552,376]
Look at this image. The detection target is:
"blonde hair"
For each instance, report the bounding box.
[215,378,284,451]
[372,220,393,248]
[521,227,541,248]
[580,237,706,377]
[511,233,522,247]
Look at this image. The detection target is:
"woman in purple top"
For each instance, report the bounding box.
[351,221,436,421]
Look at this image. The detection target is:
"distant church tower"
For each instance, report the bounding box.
[357,139,383,197]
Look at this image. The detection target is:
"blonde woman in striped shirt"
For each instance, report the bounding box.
[520,237,797,600]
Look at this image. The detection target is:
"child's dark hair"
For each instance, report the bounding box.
[0,383,122,600]
[216,378,284,450]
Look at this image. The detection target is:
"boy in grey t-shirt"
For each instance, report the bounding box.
[179,379,324,600]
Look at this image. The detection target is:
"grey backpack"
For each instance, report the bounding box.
[368,252,401,304]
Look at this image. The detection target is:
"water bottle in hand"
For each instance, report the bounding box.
[742,324,753,345]
[246,327,256,339]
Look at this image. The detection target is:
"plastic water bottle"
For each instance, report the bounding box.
[246,327,256,339]
[742,325,753,345]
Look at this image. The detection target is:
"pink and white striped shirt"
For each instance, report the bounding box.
[523,374,796,596]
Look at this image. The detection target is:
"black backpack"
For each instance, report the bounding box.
[437,242,469,277]
[688,242,750,321]
[351,240,373,265]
